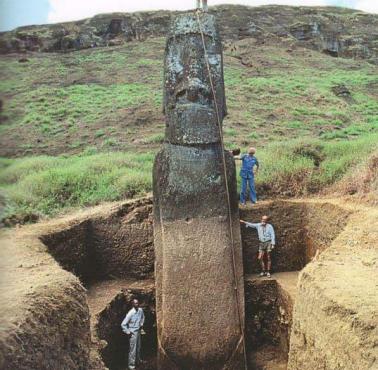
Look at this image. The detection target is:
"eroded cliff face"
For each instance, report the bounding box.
[1,5,377,64]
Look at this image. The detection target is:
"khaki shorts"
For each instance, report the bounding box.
[259,241,272,253]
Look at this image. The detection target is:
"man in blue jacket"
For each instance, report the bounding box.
[235,147,259,206]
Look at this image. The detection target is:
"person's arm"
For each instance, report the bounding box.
[230,152,244,160]
[230,153,242,160]
[240,220,259,229]
[254,158,260,174]
[270,225,276,246]
[140,309,145,328]
[121,311,132,334]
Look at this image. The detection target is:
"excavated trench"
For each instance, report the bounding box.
[40,198,351,370]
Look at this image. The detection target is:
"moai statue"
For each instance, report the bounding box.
[196,0,208,11]
[153,12,246,370]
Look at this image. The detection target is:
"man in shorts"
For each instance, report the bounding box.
[240,215,276,277]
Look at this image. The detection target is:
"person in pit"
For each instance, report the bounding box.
[240,215,276,277]
[234,147,259,206]
[121,298,145,370]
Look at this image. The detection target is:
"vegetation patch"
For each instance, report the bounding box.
[0,152,153,223]
[236,134,378,196]
[1,134,377,224]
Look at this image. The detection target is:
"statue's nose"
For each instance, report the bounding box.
[187,85,199,102]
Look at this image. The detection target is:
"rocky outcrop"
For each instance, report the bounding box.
[0,5,377,64]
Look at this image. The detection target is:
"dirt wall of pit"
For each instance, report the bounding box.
[41,198,154,285]
[0,198,155,370]
[41,199,351,285]
[240,201,351,273]
[2,197,375,370]
[288,203,378,370]
[245,276,294,354]
[0,230,90,370]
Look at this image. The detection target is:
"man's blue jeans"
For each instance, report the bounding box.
[240,175,257,204]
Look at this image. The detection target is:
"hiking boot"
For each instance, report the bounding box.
[259,272,265,277]
[266,272,271,278]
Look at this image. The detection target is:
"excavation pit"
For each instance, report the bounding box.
[4,197,375,370]
[39,198,351,369]
[85,273,297,370]
[40,198,155,286]
[87,280,157,370]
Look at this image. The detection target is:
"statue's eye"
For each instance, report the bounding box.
[167,55,183,76]
[175,65,184,78]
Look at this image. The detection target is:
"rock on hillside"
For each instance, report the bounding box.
[0,5,377,64]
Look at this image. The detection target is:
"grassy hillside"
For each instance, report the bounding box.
[0,36,377,156]
[0,21,377,223]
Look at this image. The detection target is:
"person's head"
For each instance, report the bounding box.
[261,215,269,225]
[132,299,139,310]
[248,147,256,156]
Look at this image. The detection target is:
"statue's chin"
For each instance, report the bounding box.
[165,103,221,145]
[169,102,215,117]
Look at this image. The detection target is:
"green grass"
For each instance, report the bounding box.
[1,36,377,155]
[0,33,377,222]
[236,133,378,196]
[224,127,238,136]
[0,152,153,221]
[18,83,157,132]
[142,133,165,144]
[1,134,377,222]
[95,129,106,138]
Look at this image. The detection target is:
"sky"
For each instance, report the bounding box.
[0,0,377,32]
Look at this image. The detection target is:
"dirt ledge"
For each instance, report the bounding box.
[0,230,90,370]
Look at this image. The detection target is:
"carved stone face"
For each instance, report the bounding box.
[163,14,226,145]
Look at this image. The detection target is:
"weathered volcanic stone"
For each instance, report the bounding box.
[153,12,246,370]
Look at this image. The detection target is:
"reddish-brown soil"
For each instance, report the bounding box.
[240,201,351,273]
[288,200,378,370]
[0,229,90,370]
[1,197,376,370]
